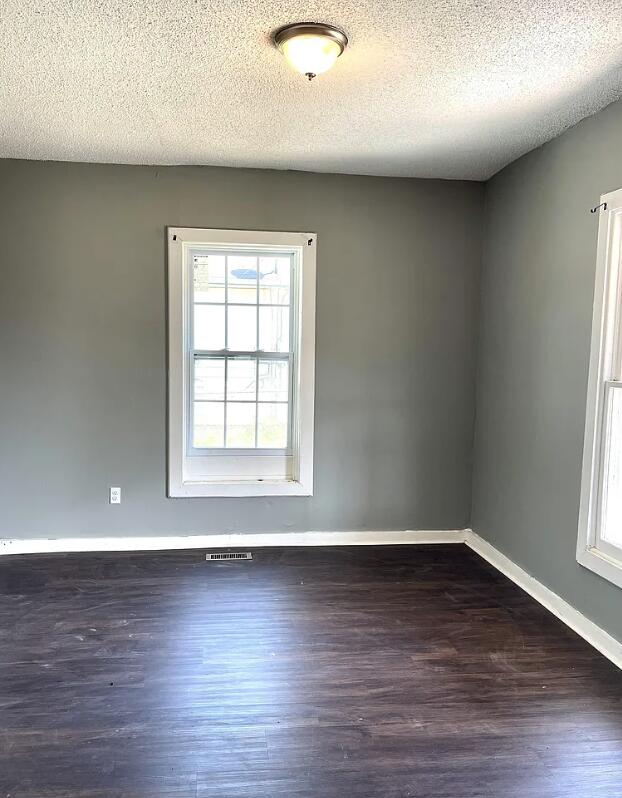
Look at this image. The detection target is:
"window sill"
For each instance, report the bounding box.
[577,545,622,589]
[168,479,313,498]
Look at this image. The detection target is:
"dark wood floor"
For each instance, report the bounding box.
[1,545,621,797]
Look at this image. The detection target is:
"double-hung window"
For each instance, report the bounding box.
[168,228,316,497]
[578,187,622,587]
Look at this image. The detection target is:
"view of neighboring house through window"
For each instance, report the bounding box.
[191,251,292,450]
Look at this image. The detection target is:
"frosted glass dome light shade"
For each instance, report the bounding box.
[274,23,348,80]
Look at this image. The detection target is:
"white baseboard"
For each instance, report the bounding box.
[0,528,468,556]
[2,526,619,670]
[465,531,622,670]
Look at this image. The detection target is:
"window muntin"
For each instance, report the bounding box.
[189,249,295,454]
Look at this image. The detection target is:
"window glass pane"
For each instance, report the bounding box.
[228,305,257,351]
[602,387,622,550]
[259,257,291,305]
[193,402,224,448]
[194,358,225,400]
[257,403,288,448]
[227,256,257,304]
[259,306,289,353]
[194,305,225,350]
[258,360,289,402]
[193,254,225,302]
[227,358,256,401]
[226,402,256,448]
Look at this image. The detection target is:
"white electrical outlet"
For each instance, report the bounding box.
[109,487,121,504]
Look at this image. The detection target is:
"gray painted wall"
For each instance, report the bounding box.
[472,98,622,642]
[0,160,483,538]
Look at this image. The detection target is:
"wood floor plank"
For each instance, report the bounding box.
[1,545,621,797]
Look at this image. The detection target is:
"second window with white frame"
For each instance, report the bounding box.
[168,228,316,497]
[578,186,622,588]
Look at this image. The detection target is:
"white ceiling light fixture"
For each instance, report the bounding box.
[274,22,348,81]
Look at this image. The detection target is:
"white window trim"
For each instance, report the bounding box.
[167,227,316,497]
[577,187,622,588]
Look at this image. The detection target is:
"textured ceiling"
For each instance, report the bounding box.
[1,1,621,180]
